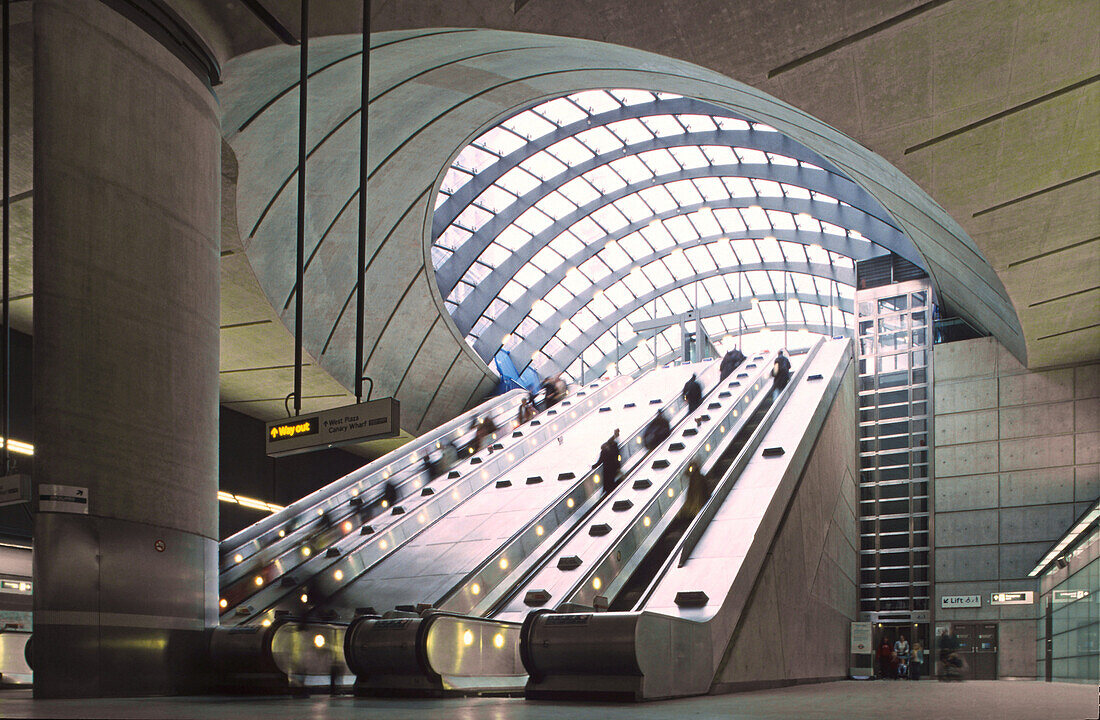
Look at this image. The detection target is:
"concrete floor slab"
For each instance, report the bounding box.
[0,681,1095,720]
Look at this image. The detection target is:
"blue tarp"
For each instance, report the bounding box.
[493,349,540,395]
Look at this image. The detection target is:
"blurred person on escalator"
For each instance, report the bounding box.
[517,396,537,425]
[642,409,672,452]
[681,373,703,412]
[593,429,622,495]
[770,349,791,400]
[719,347,746,380]
[676,454,711,524]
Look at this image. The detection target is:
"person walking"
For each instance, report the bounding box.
[642,409,671,452]
[910,640,923,681]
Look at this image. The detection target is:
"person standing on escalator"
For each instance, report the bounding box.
[643,409,671,452]
[771,349,791,400]
[720,347,746,380]
[593,429,622,495]
[682,373,703,413]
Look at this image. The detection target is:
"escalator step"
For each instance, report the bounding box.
[589,523,611,536]
[674,590,709,607]
[496,479,513,488]
[557,556,582,570]
[612,500,634,512]
[526,476,543,485]
[632,479,652,490]
[421,487,435,496]
[524,589,551,607]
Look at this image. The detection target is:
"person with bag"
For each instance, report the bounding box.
[770,349,791,400]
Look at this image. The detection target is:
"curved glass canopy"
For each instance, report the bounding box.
[430,89,920,381]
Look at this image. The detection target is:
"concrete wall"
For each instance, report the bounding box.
[933,336,1098,679]
[714,363,859,690]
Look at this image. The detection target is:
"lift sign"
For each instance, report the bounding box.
[268,418,319,442]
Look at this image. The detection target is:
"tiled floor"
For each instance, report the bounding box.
[0,680,1095,720]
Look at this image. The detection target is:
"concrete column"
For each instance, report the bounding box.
[32,0,220,698]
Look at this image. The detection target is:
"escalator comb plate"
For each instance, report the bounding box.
[589,523,611,536]
[557,556,582,570]
[674,590,709,607]
[612,500,634,512]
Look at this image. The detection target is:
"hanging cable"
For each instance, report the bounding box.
[2,0,10,472]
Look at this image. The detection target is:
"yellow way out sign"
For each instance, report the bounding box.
[265,398,399,457]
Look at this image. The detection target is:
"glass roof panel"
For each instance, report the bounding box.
[432,89,903,372]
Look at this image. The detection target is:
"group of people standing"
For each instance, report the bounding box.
[877,634,924,680]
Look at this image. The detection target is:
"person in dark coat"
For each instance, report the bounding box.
[682,373,703,412]
[719,347,746,380]
[642,409,671,451]
[771,349,791,399]
[593,429,621,494]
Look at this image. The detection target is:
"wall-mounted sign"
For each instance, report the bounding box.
[990,591,1033,605]
[940,594,981,608]
[1053,589,1090,603]
[265,398,400,457]
[38,483,89,514]
[0,475,30,508]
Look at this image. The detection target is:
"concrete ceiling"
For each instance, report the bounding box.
[6,0,1097,448]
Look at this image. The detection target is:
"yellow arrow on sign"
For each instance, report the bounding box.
[270,427,278,439]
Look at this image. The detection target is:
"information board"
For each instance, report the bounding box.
[265,398,400,457]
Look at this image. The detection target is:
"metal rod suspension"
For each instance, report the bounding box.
[355,0,370,402]
[1,0,9,470]
[293,0,309,416]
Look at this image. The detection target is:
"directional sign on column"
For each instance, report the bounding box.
[265,398,400,457]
